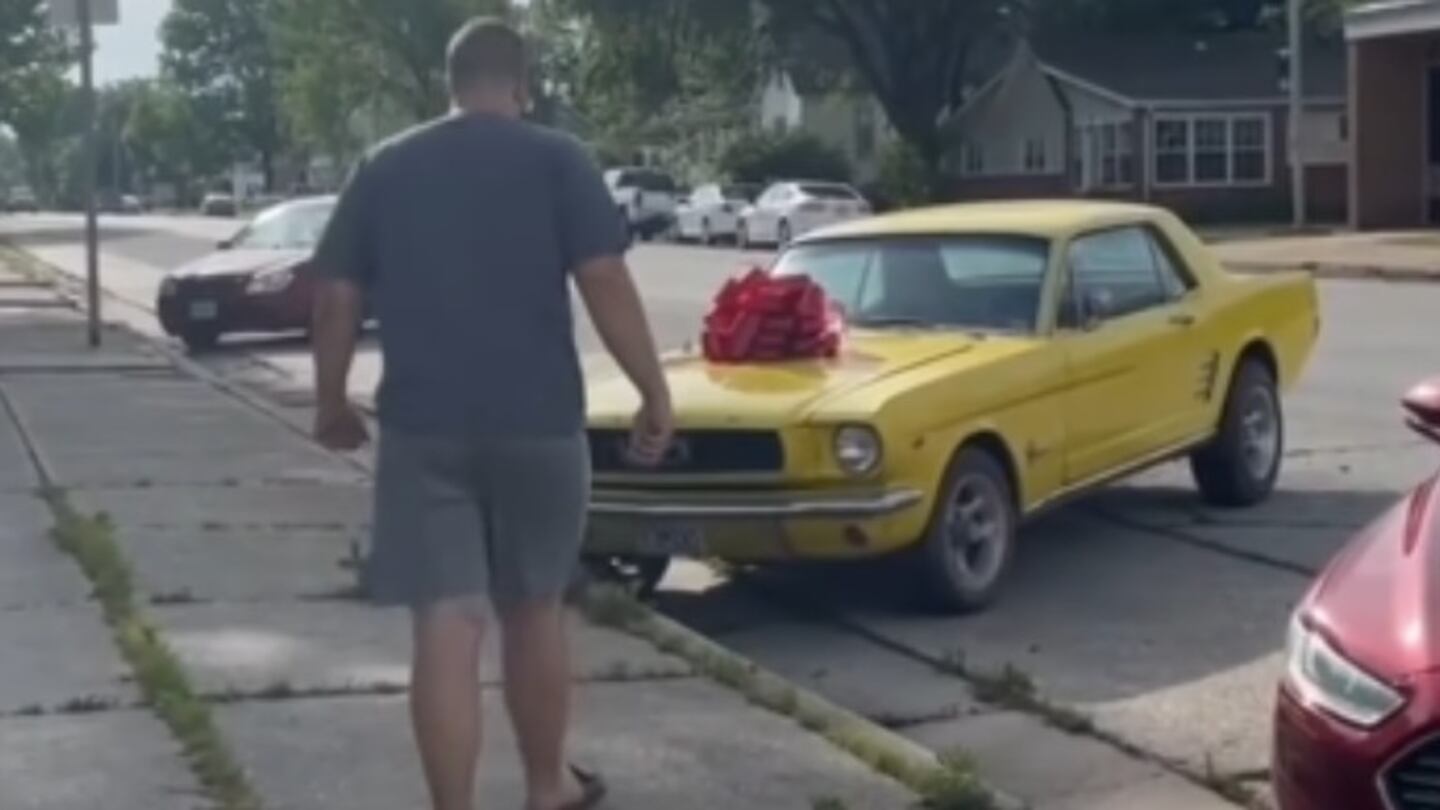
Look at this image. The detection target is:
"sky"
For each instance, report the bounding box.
[91,0,530,86]
[91,0,170,85]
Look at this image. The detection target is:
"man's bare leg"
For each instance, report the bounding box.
[501,599,583,810]
[411,600,486,810]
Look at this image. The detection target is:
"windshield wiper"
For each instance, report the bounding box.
[850,316,941,329]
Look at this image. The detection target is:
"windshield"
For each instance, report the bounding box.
[606,168,676,192]
[798,183,860,200]
[231,199,335,250]
[724,184,761,202]
[772,236,1051,333]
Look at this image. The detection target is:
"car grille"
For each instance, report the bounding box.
[588,429,783,475]
[1385,736,1440,809]
[175,274,249,296]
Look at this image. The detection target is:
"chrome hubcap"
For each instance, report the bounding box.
[943,474,1007,587]
[1239,386,1280,480]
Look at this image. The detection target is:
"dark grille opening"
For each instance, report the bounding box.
[588,429,783,474]
[1386,737,1440,809]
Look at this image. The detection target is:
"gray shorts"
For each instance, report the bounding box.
[363,429,591,611]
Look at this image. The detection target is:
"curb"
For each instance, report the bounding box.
[1225,260,1440,283]
[577,585,1026,810]
[0,244,1024,809]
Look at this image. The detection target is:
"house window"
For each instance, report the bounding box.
[1100,122,1134,187]
[1152,113,1271,187]
[961,142,985,176]
[1022,138,1047,173]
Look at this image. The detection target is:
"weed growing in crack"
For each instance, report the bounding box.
[44,492,260,810]
[56,695,117,714]
[150,589,201,605]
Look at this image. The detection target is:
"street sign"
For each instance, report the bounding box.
[47,0,119,27]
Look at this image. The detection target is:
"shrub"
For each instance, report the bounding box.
[719,131,851,185]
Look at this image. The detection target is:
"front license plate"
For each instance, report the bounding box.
[188,300,218,321]
[638,524,706,557]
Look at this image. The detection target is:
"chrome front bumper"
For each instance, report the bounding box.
[588,488,924,520]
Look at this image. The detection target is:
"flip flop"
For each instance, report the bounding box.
[557,764,607,810]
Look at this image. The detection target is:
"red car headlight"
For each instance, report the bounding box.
[1286,612,1406,728]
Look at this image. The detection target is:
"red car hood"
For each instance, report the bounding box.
[171,248,307,279]
[1306,473,1440,678]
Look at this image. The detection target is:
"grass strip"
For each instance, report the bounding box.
[579,584,1007,810]
[43,489,262,810]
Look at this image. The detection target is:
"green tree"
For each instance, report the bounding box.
[273,0,513,141]
[125,79,227,203]
[719,131,851,184]
[1,0,73,201]
[161,0,284,189]
[758,0,1023,182]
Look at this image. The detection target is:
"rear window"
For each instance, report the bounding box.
[798,183,860,200]
[772,235,1051,333]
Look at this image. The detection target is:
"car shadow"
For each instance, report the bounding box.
[657,477,1408,710]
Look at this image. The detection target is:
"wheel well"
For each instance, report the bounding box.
[959,432,1022,507]
[1237,339,1278,382]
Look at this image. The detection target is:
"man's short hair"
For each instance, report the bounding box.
[446,17,529,95]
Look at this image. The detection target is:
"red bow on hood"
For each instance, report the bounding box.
[701,267,845,363]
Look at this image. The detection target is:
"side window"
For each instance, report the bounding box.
[1144,227,1195,300]
[1066,226,1171,323]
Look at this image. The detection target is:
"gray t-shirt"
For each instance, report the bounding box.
[313,112,626,438]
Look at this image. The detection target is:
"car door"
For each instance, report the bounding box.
[749,186,782,243]
[1057,224,1207,486]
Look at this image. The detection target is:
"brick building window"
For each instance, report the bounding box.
[1153,113,1271,187]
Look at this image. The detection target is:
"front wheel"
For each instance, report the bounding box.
[913,447,1017,614]
[777,220,792,247]
[737,220,751,250]
[1190,358,1283,507]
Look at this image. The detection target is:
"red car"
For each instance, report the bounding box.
[157,195,337,351]
[1273,376,1440,810]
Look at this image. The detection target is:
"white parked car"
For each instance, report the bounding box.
[737,180,872,248]
[605,166,680,240]
[673,182,762,245]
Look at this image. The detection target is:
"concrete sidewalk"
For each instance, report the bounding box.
[1213,229,1440,281]
[0,265,917,808]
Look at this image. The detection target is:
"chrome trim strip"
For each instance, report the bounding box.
[588,489,924,519]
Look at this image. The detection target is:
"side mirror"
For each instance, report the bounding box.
[1080,289,1113,330]
[1402,377,1440,444]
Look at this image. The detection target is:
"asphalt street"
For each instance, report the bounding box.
[3,211,1439,806]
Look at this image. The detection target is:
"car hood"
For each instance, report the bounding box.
[1305,473,1440,678]
[170,248,307,279]
[586,330,1031,429]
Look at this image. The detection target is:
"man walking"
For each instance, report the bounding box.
[308,17,673,810]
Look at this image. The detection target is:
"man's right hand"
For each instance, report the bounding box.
[314,401,370,451]
[627,396,675,468]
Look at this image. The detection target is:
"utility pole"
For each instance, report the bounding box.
[1289,0,1307,228]
[78,0,101,347]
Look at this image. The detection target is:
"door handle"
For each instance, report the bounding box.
[1169,313,1196,327]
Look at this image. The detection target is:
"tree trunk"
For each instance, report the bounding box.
[260,148,275,193]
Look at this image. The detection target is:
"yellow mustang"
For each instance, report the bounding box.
[583,201,1320,612]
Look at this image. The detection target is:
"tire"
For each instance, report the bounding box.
[1190,358,1283,508]
[180,327,220,353]
[777,220,792,247]
[913,447,1018,614]
[582,555,671,600]
[737,220,751,250]
[700,218,713,246]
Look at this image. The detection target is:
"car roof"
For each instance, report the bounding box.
[798,199,1169,242]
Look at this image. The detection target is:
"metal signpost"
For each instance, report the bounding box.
[48,0,119,348]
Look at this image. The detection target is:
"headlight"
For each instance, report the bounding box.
[245,267,294,295]
[833,425,882,476]
[1286,612,1405,728]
